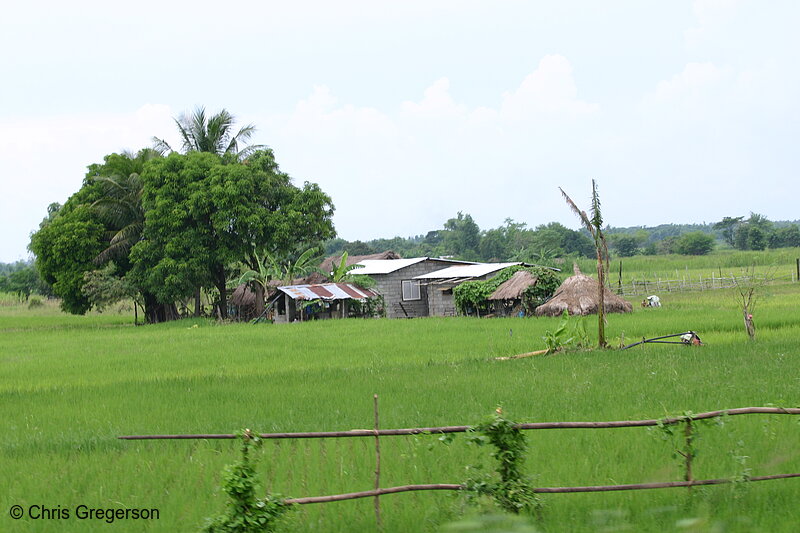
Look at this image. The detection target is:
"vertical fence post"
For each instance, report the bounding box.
[373,394,382,529]
[684,418,694,492]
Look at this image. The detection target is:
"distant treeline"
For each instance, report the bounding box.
[325,212,800,262]
[4,213,799,300]
[0,260,49,300]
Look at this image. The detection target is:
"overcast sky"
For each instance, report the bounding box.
[1,1,798,263]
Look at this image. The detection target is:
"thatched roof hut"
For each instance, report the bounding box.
[230,283,257,307]
[534,264,632,317]
[488,271,538,301]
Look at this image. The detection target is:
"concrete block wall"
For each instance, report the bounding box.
[369,259,465,319]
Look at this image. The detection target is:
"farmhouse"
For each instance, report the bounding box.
[413,262,524,317]
[348,257,476,318]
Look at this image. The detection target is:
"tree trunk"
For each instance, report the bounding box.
[194,287,202,317]
[212,266,228,320]
[253,284,265,318]
[743,306,755,340]
[596,250,606,348]
[143,292,179,324]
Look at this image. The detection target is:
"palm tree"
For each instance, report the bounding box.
[91,148,160,264]
[89,148,179,323]
[152,107,263,160]
[559,180,609,348]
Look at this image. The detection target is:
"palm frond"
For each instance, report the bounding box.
[559,187,595,238]
[151,137,173,155]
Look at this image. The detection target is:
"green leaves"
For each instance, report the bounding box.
[203,431,291,532]
[453,266,560,315]
[465,411,539,515]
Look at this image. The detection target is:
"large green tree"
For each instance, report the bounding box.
[130,150,335,320]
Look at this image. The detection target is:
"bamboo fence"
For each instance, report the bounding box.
[120,405,800,515]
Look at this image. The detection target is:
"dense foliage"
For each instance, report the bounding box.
[452,266,560,315]
[29,147,334,321]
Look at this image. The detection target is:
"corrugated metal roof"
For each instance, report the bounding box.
[276,283,378,301]
[350,257,477,275]
[414,262,523,280]
[348,257,428,275]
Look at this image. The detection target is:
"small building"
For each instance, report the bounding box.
[272,282,379,323]
[349,257,476,318]
[413,262,524,317]
[487,270,540,317]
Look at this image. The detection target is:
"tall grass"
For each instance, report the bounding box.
[1,282,799,532]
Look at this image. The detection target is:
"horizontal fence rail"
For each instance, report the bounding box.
[283,473,800,505]
[118,407,800,441]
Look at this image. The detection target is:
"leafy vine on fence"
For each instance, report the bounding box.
[203,429,291,533]
[464,410,539,514]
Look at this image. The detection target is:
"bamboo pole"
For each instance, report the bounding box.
[282,473,800,504]
[118,407,800,440]
[373,394,381,529]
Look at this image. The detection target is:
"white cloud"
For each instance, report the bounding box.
[500,55,599,119]
[401,78,466,119]
[645,62,728,106]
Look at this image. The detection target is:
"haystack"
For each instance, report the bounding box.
[534,264,632,317]
[488,270,538,301]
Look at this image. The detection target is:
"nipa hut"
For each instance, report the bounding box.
[229,283,258,321]
[534,264,633,317]
[488,270,538,316]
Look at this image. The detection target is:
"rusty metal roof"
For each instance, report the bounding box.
[276,283,379,301]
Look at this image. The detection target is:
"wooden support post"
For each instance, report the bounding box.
[684,419,694,492]
[373,394,382,529]
[796,258,799,282]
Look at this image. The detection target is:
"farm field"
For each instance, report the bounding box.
[1,280,800,532]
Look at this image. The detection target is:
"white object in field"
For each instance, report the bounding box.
[646,295,661,307]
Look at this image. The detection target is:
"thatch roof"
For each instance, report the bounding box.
[230,283,257,307]
[318,250,401,276]
[534,265,633,317]
[488,271,538,300]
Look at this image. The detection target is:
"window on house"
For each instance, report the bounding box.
[402,280,421,301]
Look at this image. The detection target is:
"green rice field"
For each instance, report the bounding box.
[2,274,799,531]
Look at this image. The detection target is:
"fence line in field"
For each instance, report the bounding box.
[614,273,791,295]
[120,404,800,526]
[117,406,800,441]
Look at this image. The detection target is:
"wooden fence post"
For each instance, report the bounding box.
[684,419,694,492]
[374,394,382,529]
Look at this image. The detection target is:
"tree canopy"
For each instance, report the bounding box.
[30,145,334,322]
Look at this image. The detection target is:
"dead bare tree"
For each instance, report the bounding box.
[731,267,772,341]
[560,180,609,348]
